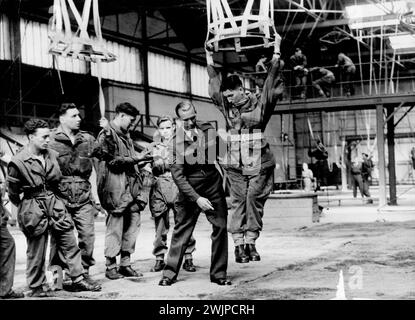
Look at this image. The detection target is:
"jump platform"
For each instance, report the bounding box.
[273,92,415,114]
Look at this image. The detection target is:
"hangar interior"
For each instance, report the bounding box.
[1,0,415,207]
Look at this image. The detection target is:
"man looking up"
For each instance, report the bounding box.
[206,39,284,264]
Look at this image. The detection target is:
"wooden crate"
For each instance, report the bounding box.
[265,192,320,229]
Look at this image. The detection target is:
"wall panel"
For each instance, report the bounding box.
[91,39,141,84]
[148,52,187,93]
[190,63,209,97]
[0,15,11,60]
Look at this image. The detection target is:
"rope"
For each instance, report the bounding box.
[52,55,64,95]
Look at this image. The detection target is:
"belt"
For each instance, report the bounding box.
[185,165,217,175]
[60,175,89,183]
[23,186,54,199]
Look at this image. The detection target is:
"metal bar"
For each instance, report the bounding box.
[379,22,383,92]
[276,18,348,32]
[356,29,365,96]
[384,59,388,94]
[389,50,396,93]
[394,105,415,128]
[370,28,373,95]
[275,9,344,13]
[284,0,321,20]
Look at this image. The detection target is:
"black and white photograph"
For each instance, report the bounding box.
[0,0,415,307]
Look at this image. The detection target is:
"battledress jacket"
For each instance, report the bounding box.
[7,147,74,237]
[207,55,284,175]
[95,121,146,214]
[48,128,99,207]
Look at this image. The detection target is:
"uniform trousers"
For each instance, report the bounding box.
[162,169,228,281]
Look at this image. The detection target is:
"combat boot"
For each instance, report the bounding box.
[234,245,249,263]
[119,266,143,278]
[28,287,50,298]
[183,258,196,272]
[71,278,101,292]
[245,244,261,261]
[105,267,124,280]
[151,260,166,272]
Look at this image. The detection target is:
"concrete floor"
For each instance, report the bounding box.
[6,185,415,300]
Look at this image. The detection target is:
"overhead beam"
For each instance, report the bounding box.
[148,36,182,45]
[275,9,344,13]
[276,18,348,32]
[273,93,415,114]
[284,0,321,20]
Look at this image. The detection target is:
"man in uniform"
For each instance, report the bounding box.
[361,153,373,203]
[158,101,230,286]
[48,103,102,283]
[148,115,196,273]
[310,67,335,98]
[206,41,283,264]
[0,158,24,299]
[7,119,101,297]
[97,102,152,280]
[336,53,356,96]
[308,139,329,190]
[290,48,308,99]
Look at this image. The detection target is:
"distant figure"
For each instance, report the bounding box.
[361,153,373,202]
[336,53,356,96]
[302,163,314,192]
[308,139,329,190]
[310,67,335,98]
[350,158,364,198]
[411,147,415,170]
[290,48,308,99]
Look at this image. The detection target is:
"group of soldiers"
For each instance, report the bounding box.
[290,48,356,99]
[0,46,284,298]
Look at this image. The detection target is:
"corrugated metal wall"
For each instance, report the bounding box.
[148,51,187,93]
[0,15,11,60]
[91,39,142,84]
[190,63,209,97]
[20,19,87,74]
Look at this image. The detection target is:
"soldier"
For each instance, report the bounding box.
[290,48,308,99]
[205,41,283,264]
[351,157,365,199]
[158,101,230,286]
[0,159,24,299]
[336,53,356,96]
[361,153,373,202]
[7,119,101,297]
[310,67,335,98]
[48,103,102,283]
[97,102,152,280]
[148,115,196,273]
[308,139,329,190]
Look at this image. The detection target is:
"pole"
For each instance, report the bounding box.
[387,106,397,205]
[376,104,387,207]
[141,10,150,125]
